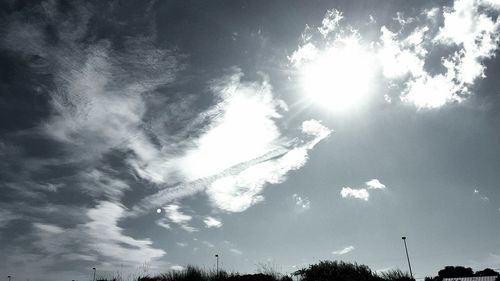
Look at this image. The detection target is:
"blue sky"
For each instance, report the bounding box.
[1,0,500,280]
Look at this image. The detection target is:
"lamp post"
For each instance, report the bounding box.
[215,254,219,275]
[401,237,413,279]
[92,267,96,281]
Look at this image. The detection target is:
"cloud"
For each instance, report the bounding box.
[332,245,355,255]
[203,216,223,228]
[162,204,198,232]
[230,248,243,255]
[340,179,388,201]
[295,0,500,109]
[293,194,311,210]
[171,265,185,271]
[0,209,21,229]
[202,241,215,248]
[340,187,370,201]
[318,9,344,38]
[365,179,386,189]
[131,73,331,215]
[176,242,188,247]
[206,119,330,213]
[31,201,165,268]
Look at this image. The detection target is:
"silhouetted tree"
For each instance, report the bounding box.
[438,266,474,279]
[475,269,499,277]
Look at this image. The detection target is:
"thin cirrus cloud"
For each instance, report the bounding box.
[332,245,355,255]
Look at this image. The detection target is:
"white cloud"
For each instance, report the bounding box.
[203,217,223,228]
[378,26,426,79]
[171,265,184,271]
[365,179,386,190]
[318,9,344,38]
[177,70,285,182]
[131,74,331,215]
[163,204,198,232]
[206,120,330,212]
[293,194,311,210]
[340,187,370,201]
[332,245,355,255]
[176,242,188,247]
[32,201,165,267]
[230,248,243,255]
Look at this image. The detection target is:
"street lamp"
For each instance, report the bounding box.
[92,267,96,281]
[215,254,219,275]
[401,237,414,279]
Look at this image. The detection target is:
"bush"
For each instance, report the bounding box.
[293,260,379,281]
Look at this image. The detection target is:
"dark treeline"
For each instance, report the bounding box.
[425,266,500,281]
[97,261,500,281]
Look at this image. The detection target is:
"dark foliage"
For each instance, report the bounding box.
[475,269,499,277]
[438,266,474,279]
[293,260,381,281]
[379,269,413,281]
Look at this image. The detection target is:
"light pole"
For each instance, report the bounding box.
[401,237,413,279]
[7,276,11,281]
[215,254,219,275]
[92,267,96,281]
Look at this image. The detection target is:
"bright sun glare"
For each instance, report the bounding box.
[300,38,376,111]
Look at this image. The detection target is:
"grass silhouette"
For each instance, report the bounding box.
[95,261,499,281]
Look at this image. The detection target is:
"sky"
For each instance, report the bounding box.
[1,0,500,280]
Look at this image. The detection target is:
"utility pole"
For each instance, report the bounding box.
[401,237,414,279]
[215,254,219,275]
[92,267,96,281]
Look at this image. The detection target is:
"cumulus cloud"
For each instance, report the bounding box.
[293,1,500,109]
[203,217,223,228]
[332,245,355,255]
[365,179,386,189]
[340,179,387,201]
[340,187,370,201]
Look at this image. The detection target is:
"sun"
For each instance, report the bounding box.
[300,37,376,111]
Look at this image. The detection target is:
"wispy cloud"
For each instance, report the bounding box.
[31,201,165,268]
[203,217,223,228]
[131,71,331,215]
[162,204,198,232]
[293,194,311,210]
[332,245,355,255]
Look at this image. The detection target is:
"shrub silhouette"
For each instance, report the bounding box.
[475,269,499,277]
[293,260,380,281]
[438,266,474,279]
[379,269,413,281]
